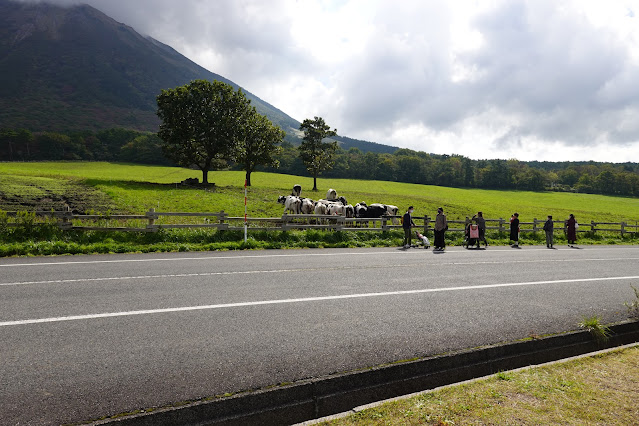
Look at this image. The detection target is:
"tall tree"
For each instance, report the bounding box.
[156,80,251,184]
[298,116,338,191]
[234,108,285,186]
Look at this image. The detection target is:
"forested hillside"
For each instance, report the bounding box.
[2,127,638,197]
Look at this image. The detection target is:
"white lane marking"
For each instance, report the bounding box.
[0,250,413,267]
[1,257,638,287]
[0,246,636,268]
[2,275,638,327]
[2,257,638,287]
[0,269,301,287]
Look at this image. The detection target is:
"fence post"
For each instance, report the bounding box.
[423,215,430,234]
[621,222,626,236]
[218,210,229,230]
[499,218,505,233]
[59,206,72,231]
[336,215,344,231]
[382,216,388,231]
[533,218,538,232]
[281,213,289,231]
[145,208,158,233]
[591,220,597,234]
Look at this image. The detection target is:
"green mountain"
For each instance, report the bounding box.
[0,0,298,132]
[0,0,396,154]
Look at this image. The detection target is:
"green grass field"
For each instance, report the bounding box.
[1,162,638,223]
[0,162,637,256]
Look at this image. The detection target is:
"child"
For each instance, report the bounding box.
[414,230,430,248]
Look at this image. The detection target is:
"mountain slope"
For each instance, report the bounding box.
[0,0,298,133]
[0,0,397,154]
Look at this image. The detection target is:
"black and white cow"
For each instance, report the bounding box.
[314,202,328,215]
[327,203,345,216]
[326,188,337,201]
[355,202,368,218]
[292,184,302,197]
[365,203,389,218]
[344,204,355,218]
[277,195,301,214]
[300,198,315,214]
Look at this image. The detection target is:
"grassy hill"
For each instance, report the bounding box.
[1,162,638,224]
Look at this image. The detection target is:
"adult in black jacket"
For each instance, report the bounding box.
[402,206,416,248]
[543,215,554,248]
[510,213,520,247]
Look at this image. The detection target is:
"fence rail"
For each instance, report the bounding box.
[2,209,639,236]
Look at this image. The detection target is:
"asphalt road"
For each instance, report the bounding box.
[1,245,638,425]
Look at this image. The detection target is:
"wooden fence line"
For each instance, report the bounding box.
[2,208,639,236]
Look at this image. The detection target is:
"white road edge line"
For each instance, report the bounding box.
[0,246,636,267]
[1,257,639,287]
[2,275,638,327]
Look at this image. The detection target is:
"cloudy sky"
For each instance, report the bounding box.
[28,0,639,162]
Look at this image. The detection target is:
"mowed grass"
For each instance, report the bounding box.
[321,345,639,425]
[1,162,639,223]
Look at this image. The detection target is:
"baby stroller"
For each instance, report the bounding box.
[414,230,431,249]
[462,224,480,249]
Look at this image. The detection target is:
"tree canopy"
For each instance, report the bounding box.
[298,116,338,191]
[156,80,251,184]
[234,107,285,186]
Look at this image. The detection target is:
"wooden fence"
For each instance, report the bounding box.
[3,209,639,236]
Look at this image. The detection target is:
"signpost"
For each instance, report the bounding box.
[244,179,248,242]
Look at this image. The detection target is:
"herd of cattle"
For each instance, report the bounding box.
[277,185,399,220]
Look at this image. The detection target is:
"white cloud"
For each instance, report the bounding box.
[16,0,639,161]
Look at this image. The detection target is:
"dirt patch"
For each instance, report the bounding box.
[0,175,117,213]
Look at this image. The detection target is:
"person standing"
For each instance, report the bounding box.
[566,214,577,246]
[434,207,447,251]
[509,213,520,247]
[402,206,416,248]
[472,211,488,248]
[543,215,554,248]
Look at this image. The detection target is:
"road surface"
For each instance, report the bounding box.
[1,245,638,425]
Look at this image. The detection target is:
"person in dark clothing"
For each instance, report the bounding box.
[472,211,488,248]
[566,214,577,246]
[543,215,554,248]
[402,206,416,248]
[434,207,447,250]
[510,213,520,247]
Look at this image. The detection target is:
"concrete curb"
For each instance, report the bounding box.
[98,320,639,426]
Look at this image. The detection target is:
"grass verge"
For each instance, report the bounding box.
[320,345,639,425]
[0,223,637,257]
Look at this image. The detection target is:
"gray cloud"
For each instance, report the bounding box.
[13,0,639,159]
[332,0,639,151]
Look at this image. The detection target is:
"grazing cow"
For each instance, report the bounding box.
[354,202,368,226]
[338,196,348,206]
[300,198,315,214]
[385,204,399,216]
[277,195,301,214]
[314,202,328,216]
[326,188,337,201]
[385,204,400,224]
[292,184,302,197]
[344,204,354,218]
[355,202,368,218]
[327,203,345,216]
[364,203,387,218]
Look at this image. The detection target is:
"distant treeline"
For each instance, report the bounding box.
[0,128,172,165]
[2,128,639,196]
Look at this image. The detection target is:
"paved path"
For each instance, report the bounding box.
[1,245,637,425]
